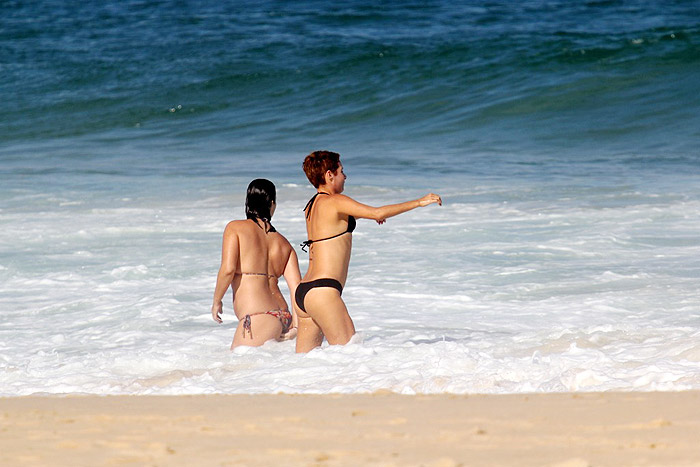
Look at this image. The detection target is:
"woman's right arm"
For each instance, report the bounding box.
[334,193,442,223]
[211,223,239,323]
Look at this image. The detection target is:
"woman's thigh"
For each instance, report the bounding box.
[231,313,283,349]
[303,287,355,346]
[295,315,323,353]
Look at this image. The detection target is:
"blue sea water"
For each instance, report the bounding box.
[1,0,699,395]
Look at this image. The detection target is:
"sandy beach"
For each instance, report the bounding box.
[1,391,699,466]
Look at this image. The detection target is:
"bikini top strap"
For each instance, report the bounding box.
[301,230,349,252]
[303,191,330,220]
[302,194,317,219]
[239,272,275,278]
[301,191,336,252]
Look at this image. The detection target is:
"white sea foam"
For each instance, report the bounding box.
[1,179,700,395]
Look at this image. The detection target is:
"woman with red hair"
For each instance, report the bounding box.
[295,151,441,352]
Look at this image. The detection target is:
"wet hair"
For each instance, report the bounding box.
[245,178,276,231]
[302,150,340,188]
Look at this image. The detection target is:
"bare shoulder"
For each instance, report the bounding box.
[332,193,361,205]
[331,193,374,217]
[327,193,357,210]
[224,219,250,234]
[269,231,293,251]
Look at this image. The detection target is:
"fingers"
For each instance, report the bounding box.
[279,327,298,341]
[211,304,223,323]
[421,193,442,207]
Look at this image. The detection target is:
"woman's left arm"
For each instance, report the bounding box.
[334,193,441,223]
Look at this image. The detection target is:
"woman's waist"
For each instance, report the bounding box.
[301,269,348,286]
[232,285,279,310]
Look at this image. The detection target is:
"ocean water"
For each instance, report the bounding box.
[1,0,700,395]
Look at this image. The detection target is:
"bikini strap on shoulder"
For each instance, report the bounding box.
[303,191,330,219]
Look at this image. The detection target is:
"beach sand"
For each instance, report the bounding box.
[1,391,699,466]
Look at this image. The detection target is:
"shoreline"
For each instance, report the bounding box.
[2,391,699,466]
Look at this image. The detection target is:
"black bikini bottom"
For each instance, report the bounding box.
[295,278,343,313]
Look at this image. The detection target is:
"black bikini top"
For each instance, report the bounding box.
[301,192,356,252]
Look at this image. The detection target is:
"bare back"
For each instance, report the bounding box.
[266,231,295,311]
[303,194,353,286]
[227,220,279,318]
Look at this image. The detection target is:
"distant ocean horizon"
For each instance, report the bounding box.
[2,0,699,396]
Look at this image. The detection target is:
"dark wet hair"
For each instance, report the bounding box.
[303,150,340,188]
[245,178,276,231]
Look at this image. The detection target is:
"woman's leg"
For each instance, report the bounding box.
[231,313,283,349]
[296,315,324,353]
[301,287,355,346]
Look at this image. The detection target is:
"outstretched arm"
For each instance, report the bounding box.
[334,193,442,223]
[211,223,239,323]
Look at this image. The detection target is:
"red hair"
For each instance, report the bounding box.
[302,150,340,188]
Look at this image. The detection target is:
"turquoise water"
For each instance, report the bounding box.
[1,0,700,395]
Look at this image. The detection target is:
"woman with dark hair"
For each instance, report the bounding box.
[211,179,301,348]
[295,151,441,352]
